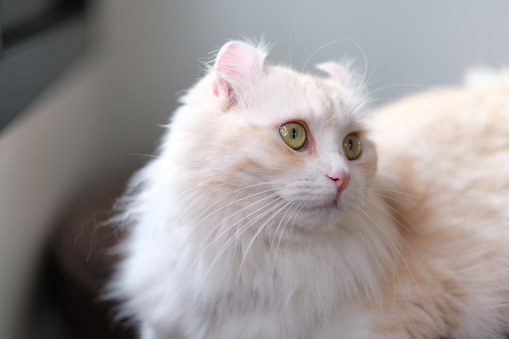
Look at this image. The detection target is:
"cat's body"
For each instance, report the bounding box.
[108,41,509,338]
[367,85,509,338]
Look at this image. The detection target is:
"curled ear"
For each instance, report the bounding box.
[315,62,352,87]
[212,41,267,107]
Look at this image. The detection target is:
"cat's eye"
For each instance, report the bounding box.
[343,133,362,160]
[279,122,307,150]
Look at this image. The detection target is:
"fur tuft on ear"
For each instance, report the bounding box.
[213,41,267,107]
[315,62,352,87]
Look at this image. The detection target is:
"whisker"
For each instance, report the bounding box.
[359,54,381,96]
[360,206,432,328]
[366,83,439,101]
[357,208,402,327]
[357,212,395,285]
[301,38,352,73]
[203,197,284,279]
[270,200,296,251]
[350,213,382,302]
[288,0,309,69]
[171,183,279,239]
[365,195,415,236]
[369,191,421,213]
[196,192,282,256]
[129,153,159,159]
[193,187,279,229]
[345,38,370,98]
[237,199,289,278]
[282,201,305,243]
[270,201,303,270]
[369,187,423,201]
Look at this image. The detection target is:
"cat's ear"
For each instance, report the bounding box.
[315,62,352,87]
[212,41,267,107]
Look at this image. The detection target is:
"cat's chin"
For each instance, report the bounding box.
[291,202,346,232]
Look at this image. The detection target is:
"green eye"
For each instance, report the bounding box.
[279,122,307,150]
[343,133,362,160]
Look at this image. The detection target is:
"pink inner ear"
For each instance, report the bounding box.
[213,41,265,100]
[212,78,231,98]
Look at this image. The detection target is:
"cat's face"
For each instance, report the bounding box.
[172,41,377,232]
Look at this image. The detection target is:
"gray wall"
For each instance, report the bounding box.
[1,1,508,337]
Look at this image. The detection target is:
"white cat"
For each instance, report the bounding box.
[107,40,509,338]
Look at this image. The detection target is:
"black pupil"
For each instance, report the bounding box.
[348,139,353,150]
[291,128,297,139]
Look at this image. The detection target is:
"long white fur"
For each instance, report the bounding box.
[107,41,401,338]
[108,39,509,338]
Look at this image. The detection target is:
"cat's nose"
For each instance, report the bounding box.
[327,171,350,194]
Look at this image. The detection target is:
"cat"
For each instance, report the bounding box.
[106,40,509,338]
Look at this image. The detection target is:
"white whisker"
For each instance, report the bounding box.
[195,192,282,260]
[360,206,431,329]
[237,199,289,278]
[193,187,278,229]
[288,0,309,69]
[269,201,303,271]
[369,187,423,201]
[203,197,284,279]
[366,194,416,236]
[301,38,351,73]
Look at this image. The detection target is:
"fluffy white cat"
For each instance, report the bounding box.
[107,41,509,338]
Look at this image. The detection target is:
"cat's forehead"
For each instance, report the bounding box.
[251,66,360,131]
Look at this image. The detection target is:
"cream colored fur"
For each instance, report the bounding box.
[368,84,509,338]
[108,41,509,338]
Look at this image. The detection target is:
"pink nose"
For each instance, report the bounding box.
[327,171,351,194]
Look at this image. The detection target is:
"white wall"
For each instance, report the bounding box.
[1,1,509,338]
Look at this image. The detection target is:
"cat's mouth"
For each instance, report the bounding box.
[274,186,346,216]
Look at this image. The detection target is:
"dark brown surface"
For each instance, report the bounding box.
[48,176,136,339]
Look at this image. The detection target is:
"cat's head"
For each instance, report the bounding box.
[167,40,377,232]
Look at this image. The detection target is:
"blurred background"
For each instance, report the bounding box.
[1,1,508,338]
